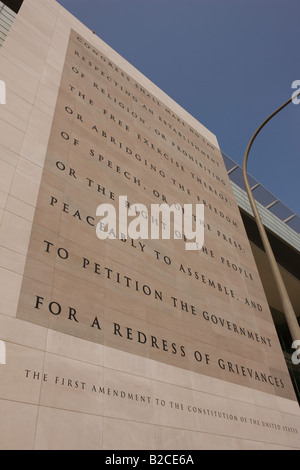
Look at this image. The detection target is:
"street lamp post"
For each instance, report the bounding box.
[242,94,300,345]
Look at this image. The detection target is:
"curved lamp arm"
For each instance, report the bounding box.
[242,94,300,344]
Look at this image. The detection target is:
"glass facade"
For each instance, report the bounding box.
[222,151,300,237]
[271,307,300,404]
[0,1,16,48]
[224,151,300,404]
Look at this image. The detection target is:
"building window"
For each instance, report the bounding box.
[0,1,21,48]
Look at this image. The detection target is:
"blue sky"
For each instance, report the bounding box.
[58,0,300,216]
